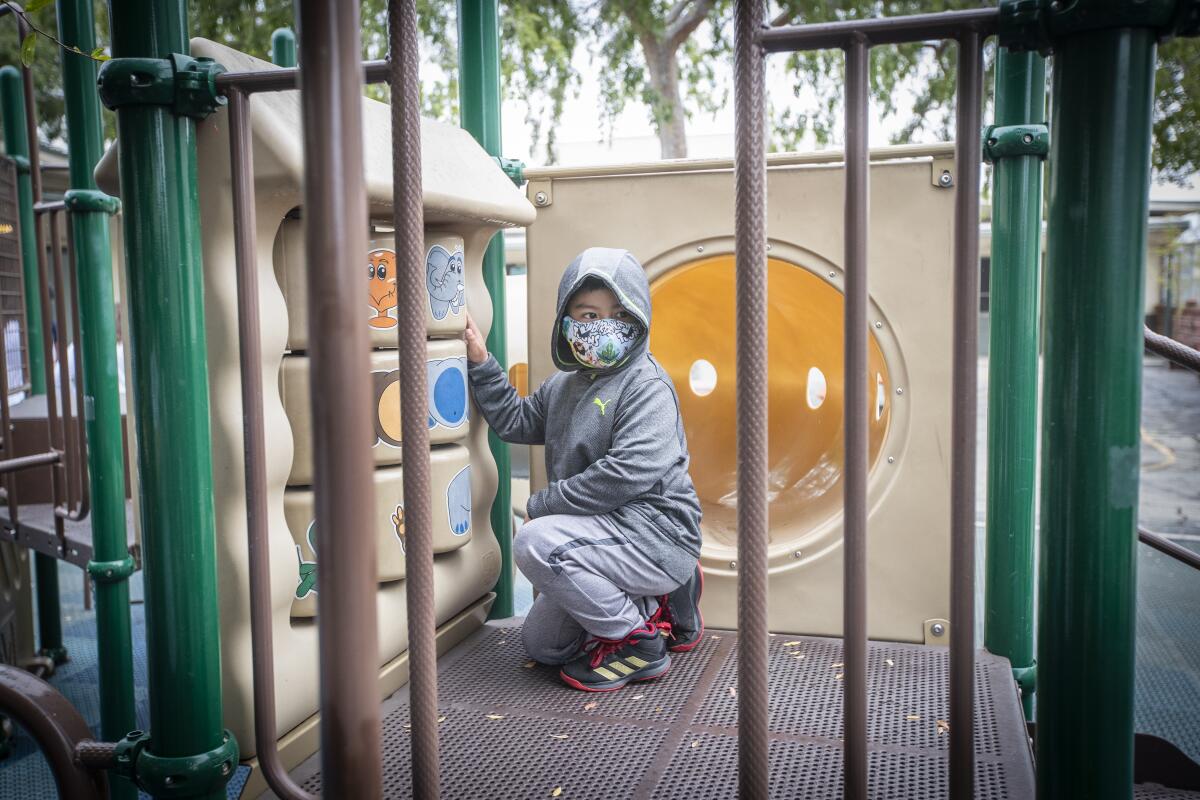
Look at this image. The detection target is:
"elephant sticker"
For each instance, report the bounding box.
[426,244,465,321]
[427,357,468,431]
[367,248,398,329]
[295,521,318,599]
[447,465,471,536]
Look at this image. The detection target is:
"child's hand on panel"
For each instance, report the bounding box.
[464,312,489,364]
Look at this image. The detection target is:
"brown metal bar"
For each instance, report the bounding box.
[1139,526,1200,572]
[49,213,81,521]
[842,33,870,800]
[1144,325,1200,373]
[0,664,107,800]
[734,1,768,797]
[0,247,17,524]
[949,30,983,800]
[296,2,382,797]
[216,60,391,95]
[34,201,67,214]
[226,88,314,800]
[32,210,66,552]
[64,219,90,521]
[759,8,999,52]
[389,1,440,796]
[0,450,60,473]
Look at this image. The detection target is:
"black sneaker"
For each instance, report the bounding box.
[559,622,672,692]
[658,563,704,652]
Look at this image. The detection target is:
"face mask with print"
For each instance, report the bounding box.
[561,316,641,369]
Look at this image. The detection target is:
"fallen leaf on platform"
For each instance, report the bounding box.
[524,661,537,669]
[692,740,700,748]
[583,701,598,711]
[784,641,803,646]
[485,714,505,720]
[835,674,844,681]
[551,787,563,797]
[906,715,921,721]
[885,658,895,667]
[793,653,806,660]
[936,720,950,735]
[438,715,447,723]
[728,686,737,697]
[632,694,645,700]
[549,734,570,740]
[832,662,844,668]
[655,707,663,712]
[402,723,411,729]
[499,640,507,645]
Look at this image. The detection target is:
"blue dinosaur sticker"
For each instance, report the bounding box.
[426,245,465,321]
[447,465,471,536]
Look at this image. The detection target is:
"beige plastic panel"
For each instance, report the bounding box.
[280,339,470,486]
[525,156,954,644]
[90,38,531,758]
[273,219,467,350]
[286,444,473,616]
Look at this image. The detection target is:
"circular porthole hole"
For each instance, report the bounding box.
[689,358,718,397]
[806,366,827,409]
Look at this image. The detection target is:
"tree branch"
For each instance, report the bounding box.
[665,0,690,28]
[667,0,717,48]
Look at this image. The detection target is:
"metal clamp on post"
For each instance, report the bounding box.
[494,156,526,187]
[64,189,122,216]
[1012,662,1037,696]
[97,54,227,120]
[1000,0,1200,52]
[983,124,1049,163]
[86,554,136,584]
[112,729,239,798]
[9,154,29,175]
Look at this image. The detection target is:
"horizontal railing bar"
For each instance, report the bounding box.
[760,8,1000,52]
[1139,527,1200,572]
[33,201,65,214]
[215,60,390,94]
[522,142,956,182]
[0,450,61,474]
[1144,326,1200,373]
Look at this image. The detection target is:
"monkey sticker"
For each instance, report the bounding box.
[368,248,398,329]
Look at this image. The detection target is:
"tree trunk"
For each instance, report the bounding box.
[642,36,689,159]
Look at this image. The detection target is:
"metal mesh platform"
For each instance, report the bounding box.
[290,622,1036,799]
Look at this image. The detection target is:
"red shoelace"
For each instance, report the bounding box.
[586,620,671,669]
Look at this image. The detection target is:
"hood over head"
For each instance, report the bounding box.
[552,247,652,373]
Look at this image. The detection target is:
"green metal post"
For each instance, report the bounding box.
[270,28,296,68]
[458,0,513,619]
[105,2,230,797]
[0,66,45,394]
[1037,29,1156,799]
[57,2,136,797]
[984,48,1045,721]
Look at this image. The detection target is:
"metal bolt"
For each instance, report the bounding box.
[938,170,953,187]
[105,569,113,578]
[696,244,705,253]
[729,560,737,570]
[986,138,997,148]
[828,271,837,278]
[874,321,882,329]
[534,191,548,206]
[931,623,946,637]
[164,776,177,787]
[887,456,895,464]
[793,550,803,559]
[221,762,232,776]
[765,243,772,251]
[1022,133,1034,144]
[895,387,904,396]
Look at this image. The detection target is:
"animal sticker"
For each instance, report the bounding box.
[368,248,398,329]
[391,504,406,554]
[295,521,318,599]
[427,357,469,431]
[447,465,471,536]
[426,244,465,321]
[372,357,469,447]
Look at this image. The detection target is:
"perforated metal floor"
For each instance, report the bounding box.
[290,621,1036,799]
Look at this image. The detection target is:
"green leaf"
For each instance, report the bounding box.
[25,0,53,12]
[19,32,35,68]
[90,47,110,61]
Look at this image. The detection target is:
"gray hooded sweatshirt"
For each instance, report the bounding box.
[467,247,702,586]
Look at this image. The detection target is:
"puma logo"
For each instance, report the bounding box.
[593,396,612,416]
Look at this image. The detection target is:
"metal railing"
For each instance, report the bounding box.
[739,6,998,799]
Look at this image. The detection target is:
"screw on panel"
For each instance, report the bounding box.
[931,623,946,637]
[887,456,895,463]
[534,191,549,206]
[896,387,904,396]
[874,321,883,329]
[828,271,837,278]
[697,244,705,253]
[793,550,803,559]
[729,560,737,570]
[939,170,953,186]
[766,243,772,251]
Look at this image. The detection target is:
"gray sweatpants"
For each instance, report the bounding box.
[513,512,681,665]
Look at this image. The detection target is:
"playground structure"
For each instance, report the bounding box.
[0,1,1195,799]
